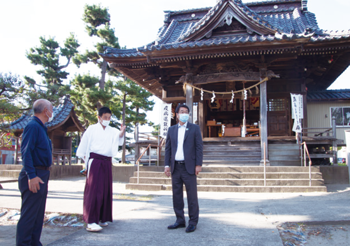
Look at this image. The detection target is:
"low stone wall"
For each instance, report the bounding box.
[0,164,22,170]
[112,166,137,183]
[50,165,83,180]
[320,166,349,184]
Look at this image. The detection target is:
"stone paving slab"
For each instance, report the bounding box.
[1,177,350,246]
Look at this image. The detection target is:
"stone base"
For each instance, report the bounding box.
[260,159,270,166]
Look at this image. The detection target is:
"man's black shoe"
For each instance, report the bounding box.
[167,222,186,229]
[185,224,196,233]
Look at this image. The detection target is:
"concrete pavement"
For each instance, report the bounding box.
[1,177,350,245]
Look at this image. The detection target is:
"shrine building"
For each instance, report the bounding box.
[101,0,350,166]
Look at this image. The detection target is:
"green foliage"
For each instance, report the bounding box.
[73,4,119,78]
[0,73,25,131]
[25,34,80,105]
[70,4,155,162]
[0,132,15,148]
[70,74,122,127]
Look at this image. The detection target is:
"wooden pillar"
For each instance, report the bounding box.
[199,101,204,137]
[162,89,167,100]
[185,73,194,123]
[259,68,270,166]
[332,117,338,166]
[301,79,308,130]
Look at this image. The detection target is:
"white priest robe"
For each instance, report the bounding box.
[76,123,124,170]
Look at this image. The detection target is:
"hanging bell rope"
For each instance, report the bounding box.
[182,77,268,96]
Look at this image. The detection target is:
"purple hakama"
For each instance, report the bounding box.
[83,152,113,224]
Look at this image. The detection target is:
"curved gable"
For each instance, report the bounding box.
[179,0,278,42]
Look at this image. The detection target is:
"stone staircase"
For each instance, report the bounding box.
[202,141,261,165]
[269,143,301,166]
[126,166,327,192]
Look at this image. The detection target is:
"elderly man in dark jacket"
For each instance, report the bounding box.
[16,99,53,246]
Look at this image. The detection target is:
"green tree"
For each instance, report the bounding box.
[115,78,155,163]
[70,4,123,126]
[73,4,120,91]
[71,4,155,162]
[0,73,25,131]
[24,34,79,106]
[70,75,121,127]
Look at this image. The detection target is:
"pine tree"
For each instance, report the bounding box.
[70,4,123,126]
[115,79,155,163]
[0,73,25,131]
[73,4,120,91]
[24,34,79,106]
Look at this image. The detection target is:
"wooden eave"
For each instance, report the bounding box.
[105,37,350,69]
[104,35,350,100]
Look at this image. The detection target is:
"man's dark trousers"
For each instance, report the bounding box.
[16,169,50,246]
[172,162,199,226]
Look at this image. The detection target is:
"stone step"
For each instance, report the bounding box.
[203,156,261,161]
[269,149,300,155]
[269,161,302,166]
[136,166,322,172]
[269,156,300,161]
[203,146,261,151]
[134,171,322,179]
[202,160,261,165]
[269,144,299,150]
[203,160,260,167]
[203,151,261,156]
[125,184,327,192]
[129,177,324,186]
[0,170,21,178]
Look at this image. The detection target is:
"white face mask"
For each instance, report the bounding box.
[101,120,110,127]
[46,110,54,122]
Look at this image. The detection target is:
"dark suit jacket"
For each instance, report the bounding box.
[165,122,203,175]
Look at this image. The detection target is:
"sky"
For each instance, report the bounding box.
[1,0,349,130]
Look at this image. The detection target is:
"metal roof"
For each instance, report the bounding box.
[307,89,350,101]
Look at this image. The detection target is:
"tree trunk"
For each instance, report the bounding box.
[122,93,127,163]
[99,60,107,90]
[135,107,139,162]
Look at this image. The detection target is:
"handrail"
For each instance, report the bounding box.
[136,144,152,184]
[301,142,312,187]
[263,142,266,187]
[159,138,166,149]
[302,127,333,137]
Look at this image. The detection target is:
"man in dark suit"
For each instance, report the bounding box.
[164,104,203,233]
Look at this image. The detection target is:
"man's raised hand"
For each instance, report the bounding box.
[119,124,126,138]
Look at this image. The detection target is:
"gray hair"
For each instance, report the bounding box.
[33,99,52,114]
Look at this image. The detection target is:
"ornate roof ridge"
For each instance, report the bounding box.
[179,0,279,42]
[164,7,211,15]
[254,7,298,14]
[245,0,302,6]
